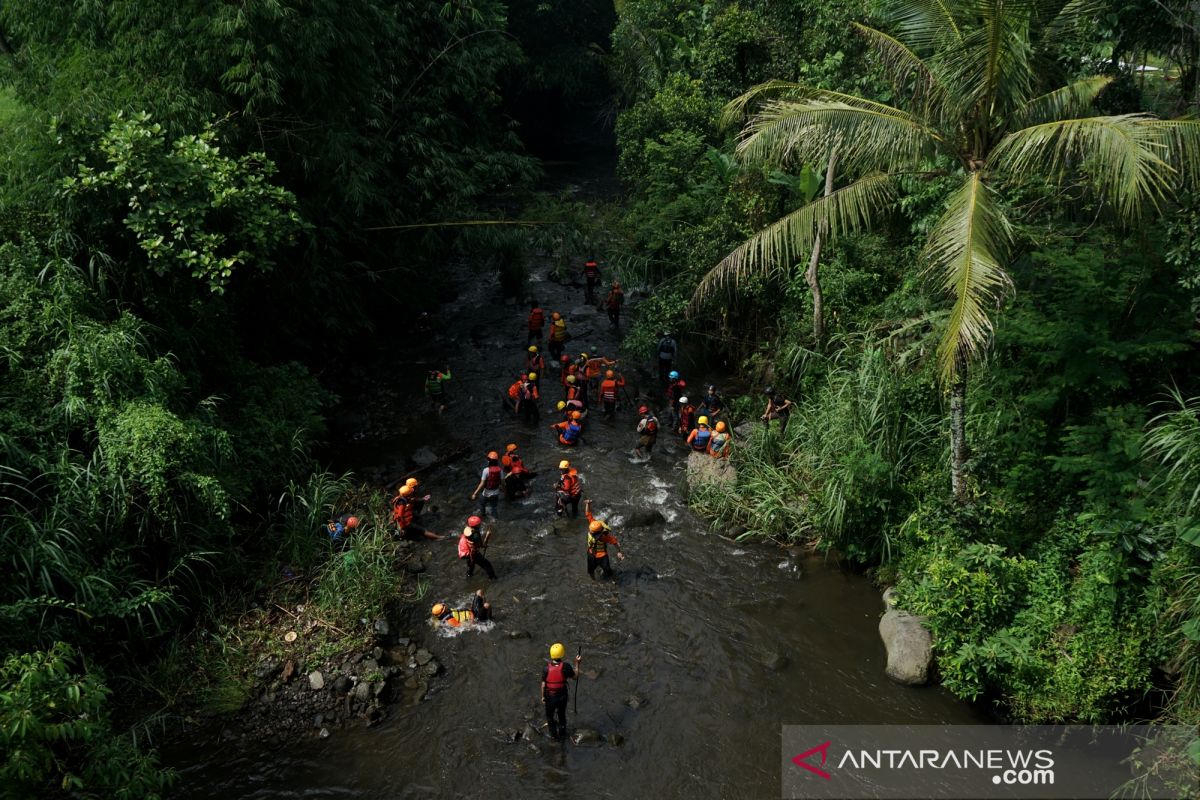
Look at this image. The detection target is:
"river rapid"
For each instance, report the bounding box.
[166,210,986,799]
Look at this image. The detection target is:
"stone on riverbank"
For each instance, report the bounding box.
[308,670,325,691]
[624,509,666,528]
[878,587,933,686]
[685,450,736,491]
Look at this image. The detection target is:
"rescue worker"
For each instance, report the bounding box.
[458,516,496,579]
[665,372,686,429]
[431,589,491,627]
[520,373,540,424]
[554,460,582,518]
[527,302,545,345]
[541,643,582,740]
[563,374,585,407]
[548,312,568,362]
[598,369,626,418]
[657,332,678,383]
[686,416,713,452]
[697,385,724,421]
[581,352,616,401]
[583,257,601,304]
[564,396,587,419]
[404,478,432,515]
[762,386,793,434]
[605,280,624,328]
[469,451,506,518]
[425,367,452,413]
[502,443,535,500]
[506,373,527,414]
[551,411,583,447]
[677,396,696,435]
[633,405,659,461]
[584,500,625,579]
[708,420,732,458]
[526,346,545,384]
[392,485,443,540]
[324,513,359,543]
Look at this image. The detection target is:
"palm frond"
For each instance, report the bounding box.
[923,172,1013,383]
[736,98,942,174]
[1011,75,1114,128]
[720,80,810,130]
[990,114,1177,220]
[887,0,965,52]
[1147,118,1200,190]
[690,174,898,313]
[939,0,1036,123]
[1039,0,1106,41]
[851,22,949,120]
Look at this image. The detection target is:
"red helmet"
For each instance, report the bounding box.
[678,379,687,387]
[638,405,648,415]
[560,354,570,363]
[345,516,360,529]
[467,515,482,528]
[487,450,499,460]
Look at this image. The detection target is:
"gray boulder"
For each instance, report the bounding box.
[685,450,736,491]
[307,670,325,691]
[624,510,666,529]
[878,587,933,686]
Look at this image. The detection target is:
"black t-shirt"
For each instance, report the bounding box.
[542,661,576,695]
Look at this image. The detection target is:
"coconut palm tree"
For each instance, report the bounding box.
[692,0,1200,503]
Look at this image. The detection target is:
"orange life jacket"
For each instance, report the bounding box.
[393,498,414,529]
[557,472,580,496]
[528,308,544,330]
[508,380,522,400]
[600,377,623,401]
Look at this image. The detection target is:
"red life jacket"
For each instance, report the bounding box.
[545,660,567,693]
[458,531,474,558]
[508,381,522,400]
[645,416,658,434]
[583,261,599,278]
[600,378,620,401]
[528,308,544,329]
[392,498,413,529]
[484,465,502,490]
[558,473,580,496]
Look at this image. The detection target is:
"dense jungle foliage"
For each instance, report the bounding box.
[2,0,1200,796]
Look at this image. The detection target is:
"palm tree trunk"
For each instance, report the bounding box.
[805,147,838,346]
[950,351,969,504]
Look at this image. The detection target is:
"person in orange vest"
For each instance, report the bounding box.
[458,516,496,579]
[431,589,491,628]
[527,302,545,345]
[633,405,659,461]
[541,642,582,740]
[605,280,625,328]
[551,411,583,448]
[506,373,527,414]
[598,369,626,418]
[469,451,506,518]
[580,352,616,402]
[563,373,585,406]
[554,460,582,518]
[403,477,431,515]
[677,396,696,435]
[548,312,568,362]
[582,257,601,304]
[708,420,732,458]
[526,346,545,386]
[584,499,625,579]
[392,485,443,540]
[520,373,540,424]
[502,443,535,499]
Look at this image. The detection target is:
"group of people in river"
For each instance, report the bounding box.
[326,257,797,741]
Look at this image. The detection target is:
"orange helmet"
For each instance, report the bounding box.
[501,455,513,468]
[551,311,561,320]
[399,485,414,497]
[605,369,614,378]
[405,478,418,488]
[715,421,727,432]
[589,520,604,533]
[345,516,360,529]
[505,443,518,453]
[487,450,499,461]
[571,411,582,420]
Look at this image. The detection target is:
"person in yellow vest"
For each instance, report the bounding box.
[430,589,491,628]
[548,312,569,362]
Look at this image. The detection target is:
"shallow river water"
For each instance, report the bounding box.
[167,251,987,799]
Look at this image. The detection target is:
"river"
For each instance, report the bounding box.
[165,166,987,799]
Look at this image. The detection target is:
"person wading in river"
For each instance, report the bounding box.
[431,589,491,628]
[404,478,431,515]
[458,516,496,579]
[584,499,625,579]
[525,346,545,386]
[548,312,568,362]
[554,460,582,518]
[551,410,583,447]
[541,642,582,740]
[526,302,545,346]
[502,443,535,500]
[599,369,625,418]
[470,451,505,519]
[520,373,540,424]
[633,405,658,462]
[677,396,696,436]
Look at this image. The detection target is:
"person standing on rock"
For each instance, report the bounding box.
[458,516,496,579]
[605,280,625,329]
[632,405,658,462]
[541,642,582,740]
[470,451,505,519]
[657,332,677,384]
[431,589,491,627]
[526,302,545,346]
[584,500,625,579]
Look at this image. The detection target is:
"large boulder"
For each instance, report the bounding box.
[878,588,932,686]
[685,451,736,492]
[624,509,666,529]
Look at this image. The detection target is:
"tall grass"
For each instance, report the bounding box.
[691,344,938,561]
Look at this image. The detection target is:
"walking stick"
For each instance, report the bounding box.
[574,645,582,715]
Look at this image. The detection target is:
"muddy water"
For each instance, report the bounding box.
[168,261,987,799]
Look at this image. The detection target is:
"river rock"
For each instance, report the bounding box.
[414,649,433,666]
[332,675,352,695]
[607,732,625,747]
[571,729,603,746]
[363,658,380,674]
[508,630,531,640]
[319,727,331,739]
[878,589,933,686]
[624,693,648,710]
[624,509,666,528]
[308,670,325,691]
[421,660,440,678]
[353,681,371,703]
[762,652,790,672]
[373,618,390,638]
[255,657,282,681]
[685,450,736,491]
[404,560,427,575]
[522,722,541,741]
[281,660,297,684]
[371,679,388,698]
[411,446,439,467]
